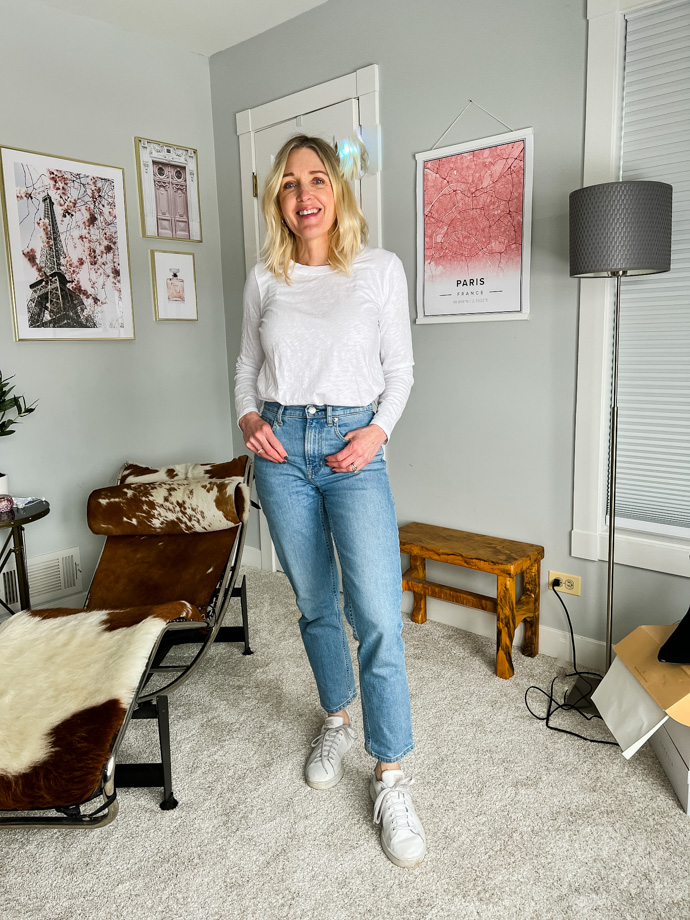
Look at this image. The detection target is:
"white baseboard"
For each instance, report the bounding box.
[246,558,607,672]
[33,591,86,610]
[408,596,606,672]
[0,591,86,619]
[241,545,262,570]
[536,623,605,671]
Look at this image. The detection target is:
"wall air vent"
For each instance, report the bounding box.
[0,547,82,613]
[2,570,19,608]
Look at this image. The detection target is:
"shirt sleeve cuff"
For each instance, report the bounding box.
[236,405,260,429]
[371,414,393,441]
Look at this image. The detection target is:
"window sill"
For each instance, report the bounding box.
[571,527,690,577]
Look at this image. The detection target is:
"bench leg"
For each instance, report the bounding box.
[521,561,540,658]
[496,575,516,680]
[409,554,427,624]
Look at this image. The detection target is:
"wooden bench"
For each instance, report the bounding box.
[399,522,544,680]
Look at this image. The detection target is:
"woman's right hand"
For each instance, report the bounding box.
[238,411,288,464]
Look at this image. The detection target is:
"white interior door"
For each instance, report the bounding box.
[236,67,382,571]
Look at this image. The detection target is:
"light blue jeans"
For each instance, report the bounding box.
[253,402,414,764]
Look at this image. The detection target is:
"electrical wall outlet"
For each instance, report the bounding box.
[548,571,581,596]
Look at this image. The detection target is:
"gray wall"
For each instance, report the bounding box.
[210,0,690,645]
[0,0,234,592]
[2,0,684,639]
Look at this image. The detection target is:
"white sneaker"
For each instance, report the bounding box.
[305,714,355,790]
[370,770,427,868]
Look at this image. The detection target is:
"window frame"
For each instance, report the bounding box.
[571,0,690,578]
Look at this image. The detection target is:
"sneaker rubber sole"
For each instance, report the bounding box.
[379,836,426,869]
[305,763,345,790]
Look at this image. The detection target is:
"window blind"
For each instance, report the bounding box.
[615,0,690,534]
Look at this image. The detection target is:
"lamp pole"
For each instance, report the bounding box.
[605,270,624,670]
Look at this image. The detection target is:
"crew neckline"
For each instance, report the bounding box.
[290,261,333,274]
[290,247,369,274]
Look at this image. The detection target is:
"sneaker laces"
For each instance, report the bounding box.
[310,721,355,770]
[372,776,419,832]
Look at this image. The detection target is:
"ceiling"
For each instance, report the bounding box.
[31,0,329,57]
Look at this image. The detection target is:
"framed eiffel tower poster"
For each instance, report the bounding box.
[0,146,134,340]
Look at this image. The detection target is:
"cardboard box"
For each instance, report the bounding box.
[592,623,690,811]
[615,624,690,723]
[649,720,690,813]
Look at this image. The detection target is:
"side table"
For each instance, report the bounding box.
[0,500,50,614]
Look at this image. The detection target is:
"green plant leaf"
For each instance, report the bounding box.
[0,371,36,434]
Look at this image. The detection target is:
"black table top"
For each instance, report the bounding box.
[0,499,50,528]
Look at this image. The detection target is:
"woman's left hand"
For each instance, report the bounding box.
[325,424,387,474]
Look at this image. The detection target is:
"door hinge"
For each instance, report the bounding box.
[252,173,258,198]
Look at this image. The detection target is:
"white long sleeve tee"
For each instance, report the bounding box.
[235,247,414,439]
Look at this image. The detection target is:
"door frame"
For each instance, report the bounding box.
[236,65,382,572]
[236,64,382,272]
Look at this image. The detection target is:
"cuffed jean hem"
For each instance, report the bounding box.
[365,741,415,764]
[324,691,358,715]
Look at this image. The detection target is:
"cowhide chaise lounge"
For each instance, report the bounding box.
[0,456,253,828]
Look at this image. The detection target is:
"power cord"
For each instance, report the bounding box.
[524,580,618,746]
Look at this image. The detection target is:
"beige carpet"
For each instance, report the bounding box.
[2,567,689,920]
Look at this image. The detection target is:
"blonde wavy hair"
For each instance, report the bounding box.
[261,134,369,281]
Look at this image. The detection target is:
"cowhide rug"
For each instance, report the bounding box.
[0,601,199,811]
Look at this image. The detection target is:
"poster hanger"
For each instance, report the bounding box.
[431,100,515,150]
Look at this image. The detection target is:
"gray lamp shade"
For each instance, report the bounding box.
[569,181,672,278]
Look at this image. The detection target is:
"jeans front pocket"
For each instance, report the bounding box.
[261,408,280,433]
[333,410,375,444]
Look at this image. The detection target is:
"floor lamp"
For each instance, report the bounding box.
[568,180,672,700]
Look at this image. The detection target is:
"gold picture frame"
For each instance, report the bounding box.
[151,250,197,321]
[134,137,203,242]
[0,144,134,341]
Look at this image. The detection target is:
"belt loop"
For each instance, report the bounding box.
[275,404,284,426]
[326,405,333,426]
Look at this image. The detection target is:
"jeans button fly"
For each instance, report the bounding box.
[307,406,316,415]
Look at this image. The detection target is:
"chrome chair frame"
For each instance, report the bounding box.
[0,622,172,828]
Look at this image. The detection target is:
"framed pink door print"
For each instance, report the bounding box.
[153,162,174,237]
[135,138,202,242]
[415,129,533,323]
[170,165,190,239]
[152,162,190,239]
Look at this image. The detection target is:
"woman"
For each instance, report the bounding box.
[235,135,425,869]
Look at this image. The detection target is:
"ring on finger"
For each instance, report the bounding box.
[256,447,265,454]
[350,462,358,473]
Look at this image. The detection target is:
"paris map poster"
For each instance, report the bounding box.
[415,129,533,324]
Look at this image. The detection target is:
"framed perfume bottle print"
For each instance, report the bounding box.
[151,250,197,321]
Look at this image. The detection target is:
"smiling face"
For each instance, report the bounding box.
[278,147,336,264]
